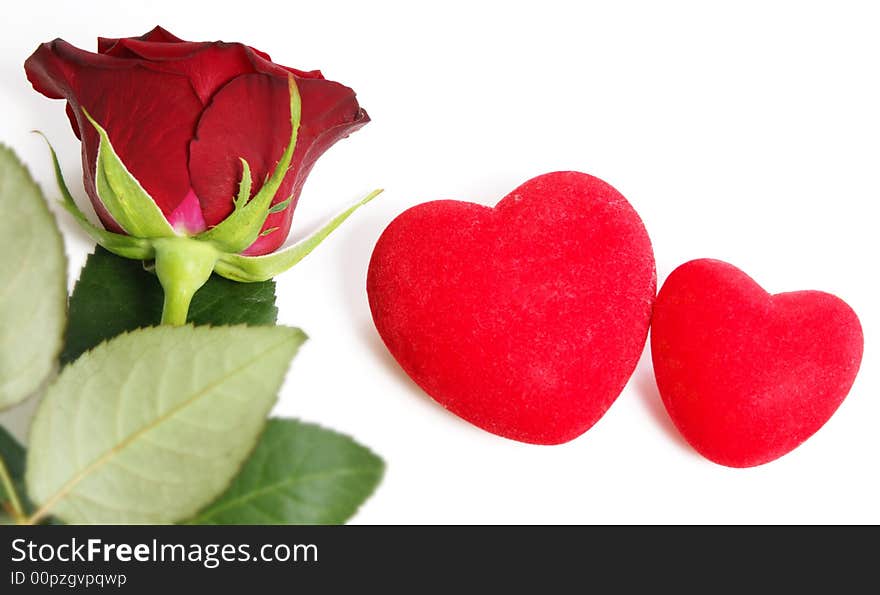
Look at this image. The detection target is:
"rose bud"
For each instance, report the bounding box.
[25,27,379,324]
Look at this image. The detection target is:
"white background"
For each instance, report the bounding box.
[1,1,878,523]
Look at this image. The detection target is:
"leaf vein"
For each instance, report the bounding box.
[193,468,376,522]
[31,334,295,521]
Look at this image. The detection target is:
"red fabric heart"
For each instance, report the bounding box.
[651,259,863,467]
[367,172,656,444]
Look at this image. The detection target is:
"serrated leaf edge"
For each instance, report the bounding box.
[187,419,385,525]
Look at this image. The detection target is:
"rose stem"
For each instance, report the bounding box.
[152,237,219,326]
[0,454,25,523]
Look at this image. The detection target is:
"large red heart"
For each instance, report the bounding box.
[651,259,863,467]
[367,172,656,444]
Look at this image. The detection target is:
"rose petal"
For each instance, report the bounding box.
[97,29,322,106]
[97,30,298,106]
[189,74,293,229]
[98,26,183,54]
[188,72,368,255]
[103,39,212,60]
[167,188,208,234]
[65,103,81,139]
[100,40,254,104]
[247,45,272,62]
[25,40,202,227]
[245,47,325,80]
[139,25,184,43]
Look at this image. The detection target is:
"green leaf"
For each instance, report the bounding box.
[35,132,153,260]
[0,425,26,506]
[62,247,278,365]
[81,109,176,238]
[197,76,302,253]
[188,419,384,524]
[0,145,66,410]
[26,324,307,524]
[215,189,383,282]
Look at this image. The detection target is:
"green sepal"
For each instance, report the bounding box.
[214,189,383,282]
[267,196,292,214]
[36,133,154,260]
[197,77,302,254]
[81,109,176,238]
[234,158,253,210]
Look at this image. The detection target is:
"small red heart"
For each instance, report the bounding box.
[367,172,656,444]
[651,259,863,467]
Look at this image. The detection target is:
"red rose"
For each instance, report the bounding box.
[24,26,368,255]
